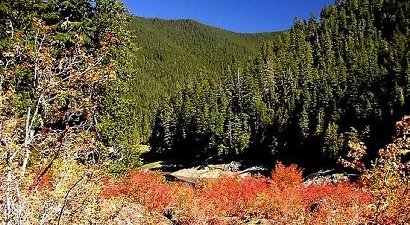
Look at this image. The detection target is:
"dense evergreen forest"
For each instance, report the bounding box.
[99,17,279,168]
[101,0,409,170]
[3,0,407,172]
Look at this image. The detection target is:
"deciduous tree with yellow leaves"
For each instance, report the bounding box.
[0,0,128,224]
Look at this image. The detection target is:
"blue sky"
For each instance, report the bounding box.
[123,0,335,33]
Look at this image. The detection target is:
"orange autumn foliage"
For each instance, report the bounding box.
[271,162,303,188]
[200,175,270,217]
[101,163,374,224]
[102,170,173,211]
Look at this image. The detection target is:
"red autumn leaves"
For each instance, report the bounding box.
[100,163,373,224]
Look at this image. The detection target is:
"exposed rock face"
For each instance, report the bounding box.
[303,169,358,186]
[169,167,236,183]
[168,162,268,183]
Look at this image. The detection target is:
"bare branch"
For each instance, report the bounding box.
[57,172,90,225]
[22,95,43,174]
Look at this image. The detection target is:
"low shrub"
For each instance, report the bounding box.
[101,163,376,224]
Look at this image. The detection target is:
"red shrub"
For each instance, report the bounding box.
[301,182,371,224]
[301,182,370,207]
[102,170,173,211]
[100,165,386,224]
[271,162,303,189]
[200,175,269,217]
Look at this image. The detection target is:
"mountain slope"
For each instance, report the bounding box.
[129,17,278,84]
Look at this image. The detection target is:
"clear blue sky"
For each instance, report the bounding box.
[123,0,335,33]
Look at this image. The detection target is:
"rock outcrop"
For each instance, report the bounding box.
[168,162,268,183]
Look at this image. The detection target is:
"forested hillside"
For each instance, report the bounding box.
[99,17,279,167]
[1,0,409,224]
[147,0,409,170]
